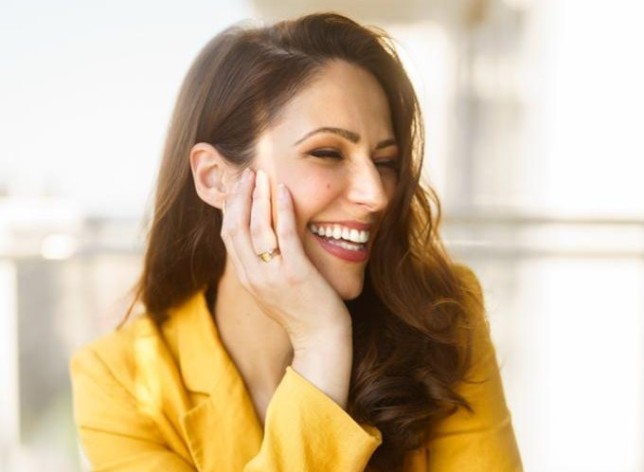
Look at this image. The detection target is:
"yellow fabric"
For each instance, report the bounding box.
[70,266,522,471]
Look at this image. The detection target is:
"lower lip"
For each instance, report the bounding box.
[311,233,369,262]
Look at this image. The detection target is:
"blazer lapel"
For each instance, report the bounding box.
[131,316,193,464]
[177,289,263,471]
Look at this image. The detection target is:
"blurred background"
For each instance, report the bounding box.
[1,0,643,470]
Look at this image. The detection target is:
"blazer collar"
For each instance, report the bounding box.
[175,288,233,395]
[174,289,264,470]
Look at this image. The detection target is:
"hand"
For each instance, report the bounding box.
[220,167,352,350]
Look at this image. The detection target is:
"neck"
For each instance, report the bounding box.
[212,260,294,393]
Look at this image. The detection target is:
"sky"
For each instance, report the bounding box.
[0,0,254,217]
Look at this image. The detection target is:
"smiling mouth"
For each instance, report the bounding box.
[307,223,370,244]
[307,223,371,262]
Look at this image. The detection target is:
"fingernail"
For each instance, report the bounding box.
[244,167,254,182]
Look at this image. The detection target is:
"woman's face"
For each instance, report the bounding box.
[254,60,399,300]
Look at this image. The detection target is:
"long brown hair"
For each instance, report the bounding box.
[126,12,478,471]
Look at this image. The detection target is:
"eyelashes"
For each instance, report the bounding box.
[309,149,342,159]
[308,149,400,171]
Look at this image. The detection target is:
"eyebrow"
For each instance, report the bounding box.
[293,127,397,150]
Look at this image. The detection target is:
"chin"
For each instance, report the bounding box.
[305,238,367,300]
[331,276,365,301]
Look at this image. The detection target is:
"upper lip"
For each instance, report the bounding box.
[310,220,374,231]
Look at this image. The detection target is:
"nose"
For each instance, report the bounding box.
[345,159,390,213]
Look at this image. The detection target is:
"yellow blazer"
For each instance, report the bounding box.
[70,267,522,471]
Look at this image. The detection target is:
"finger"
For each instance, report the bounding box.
[219,172,249,284]
[220,168,258,283]
[275,183,307,264]
[250,169,278,256]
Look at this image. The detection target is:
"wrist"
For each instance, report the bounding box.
[290,326,353,409]
[290,321,353,355]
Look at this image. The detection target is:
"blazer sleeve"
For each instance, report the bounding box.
[423,267,523,471]
[243,366,383,472]
[70,346,196,472]
[71,338,381,472]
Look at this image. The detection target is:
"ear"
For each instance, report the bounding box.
[189,142,239,210]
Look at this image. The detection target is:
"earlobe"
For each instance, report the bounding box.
[189,142,235,210]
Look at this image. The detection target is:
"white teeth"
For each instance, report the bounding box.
[328,239,362,251]
[308,224,370,243]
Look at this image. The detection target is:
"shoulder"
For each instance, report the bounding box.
[426,266,522,470]
[449,263,488,329]
[451,262,486,308]
[71,304,185,381]
[449,263,493,368]
[69,314,158,393]
[451,262,484,302]
[69,294,195,396]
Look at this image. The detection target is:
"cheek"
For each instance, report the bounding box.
[269,171,337,236]
[288,175,335,226]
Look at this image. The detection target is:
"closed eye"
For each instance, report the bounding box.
[309,149,342,159]
[375,159,400,171]
[373,151,400,171]
[309,149,400,173]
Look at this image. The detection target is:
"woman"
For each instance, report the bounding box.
[70,12,522,472]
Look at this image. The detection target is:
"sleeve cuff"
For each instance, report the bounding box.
[283,366,383,445]
[248,366,382,471]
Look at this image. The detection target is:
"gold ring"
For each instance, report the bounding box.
[257,248,278,263]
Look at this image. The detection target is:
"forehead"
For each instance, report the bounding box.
[270,60,394,141]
